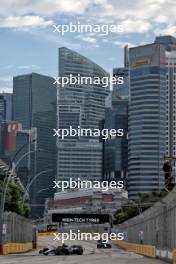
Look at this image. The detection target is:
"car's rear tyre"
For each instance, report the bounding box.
[77,250,83,255]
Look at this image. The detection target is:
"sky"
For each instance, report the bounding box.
[0,0,175,93]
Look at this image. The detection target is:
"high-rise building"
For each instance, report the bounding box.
[104,65,129,184]
[155,36,176,179]
[13,73,57,217]
[0,122,4,156]
[113,68,129,98]
[104,43,129,186]
[124,45,130,68]
[15,128,37,188]
[0,120,21,159]
[57,47,110,183]
[0,93,12,121]
[128,43,167,199]
[104,96,128,183]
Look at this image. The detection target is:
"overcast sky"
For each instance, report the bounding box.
[0,0,175,92]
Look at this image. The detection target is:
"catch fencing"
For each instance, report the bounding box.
[117,188,176,251]
[1,212,35,254]
[3,212,33,243]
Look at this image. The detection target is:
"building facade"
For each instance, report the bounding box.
[128,44,166,199]
[15,128,37,189]
[104,64,129,185]
[13,73,57,218]
[113,67,129,98]
[0,93,12,121]
[104,97,128,184]
[128,36,176,198]
[128,43,167,199]
[57,47,110,183]
[44,188,128,225]
[155,36,176,180]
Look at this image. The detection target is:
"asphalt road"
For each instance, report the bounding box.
[0,236,166,264]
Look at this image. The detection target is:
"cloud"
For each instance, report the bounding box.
[0,0,93,16]
[154,25,176,36]
[31,30,81,49]
[120,19,152,33]
[0,76,13,93]
[112,40,136,48]
[80,36,97,43]
[0,0,176,37]
[17,64,41,70]
[0,16,52,29]
[0,87,13,93]
[108,57,117,61]
[0,75,12,83]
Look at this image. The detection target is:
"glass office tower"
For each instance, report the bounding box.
[128,43,167,200]
[57,47,110,182]
[0,93,12,121]
[104,97,128,183]
[104,66,129,185]
[13,73,57,217]
[155,36,176,181]
[113,68,129,98]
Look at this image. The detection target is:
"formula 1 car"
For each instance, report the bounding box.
[39,244,84,255]
[97,239,112,249]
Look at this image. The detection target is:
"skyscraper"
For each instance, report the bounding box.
[104,65,129,184]
[155,36,176,179]
[57,47,110,183]
[128,43,167,200]
[104,97,128,183]
[15,128,37,188]
[113,68,129,99]
[13,73,57,217]
[0,93,12,121]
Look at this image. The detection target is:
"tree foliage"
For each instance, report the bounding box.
[0,178,30,218]
[113,190,168,224]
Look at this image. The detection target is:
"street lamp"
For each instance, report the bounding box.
[1,149,38,212]
[1,147,44,213]
[22,169,54,206]
[36,185,53,195]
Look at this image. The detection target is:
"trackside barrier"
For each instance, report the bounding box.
[3,243,33,255]
[173,249,176,264]
[38,232,56,237]
[114,240,156,258]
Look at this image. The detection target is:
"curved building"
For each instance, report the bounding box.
[57,47,110,182]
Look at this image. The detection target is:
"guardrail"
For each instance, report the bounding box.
[38,232,55,237]
[114,240,156,258]
[2,243,32,255]
[173,249,176,264]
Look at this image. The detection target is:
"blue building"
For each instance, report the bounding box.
[128,43,166,199]
[104,66,129,185]
[0,93,12,121]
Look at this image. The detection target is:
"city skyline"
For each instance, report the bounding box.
[1,1,176,262]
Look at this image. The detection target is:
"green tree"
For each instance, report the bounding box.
[0,178,31,218]
[113,190,168,224]
[113,206,139,224]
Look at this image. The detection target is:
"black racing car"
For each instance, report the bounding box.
[69,245,84,255]
[97,239,112,249]
[39,244,83,256]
